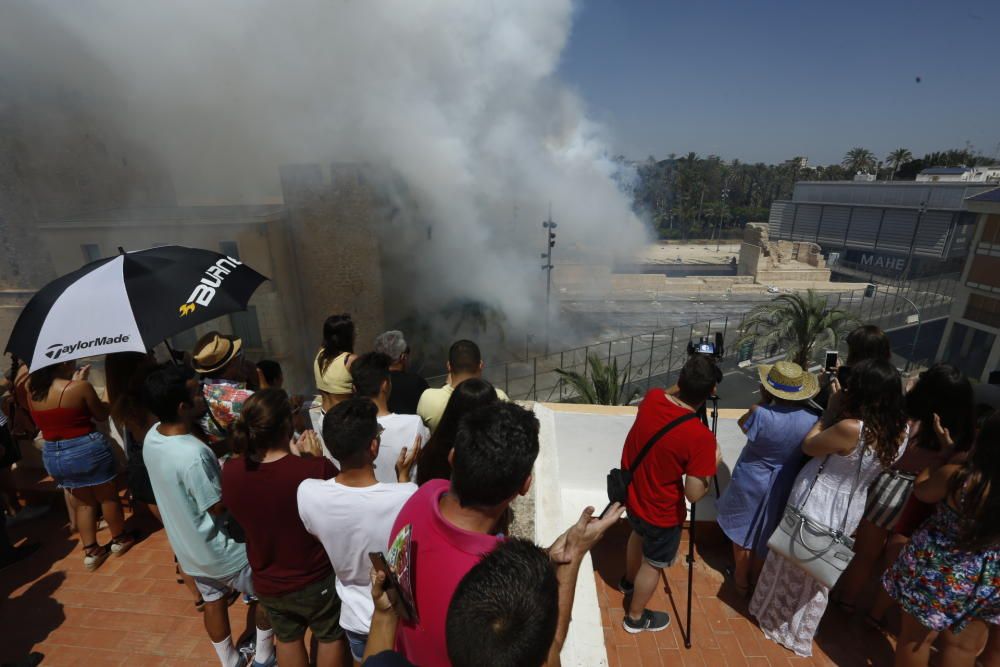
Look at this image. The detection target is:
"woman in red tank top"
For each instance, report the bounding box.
[29,360,134,571]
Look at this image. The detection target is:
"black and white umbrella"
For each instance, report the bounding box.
[6,245,268,371]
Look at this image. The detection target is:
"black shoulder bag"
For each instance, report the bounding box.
[607,412,699,505]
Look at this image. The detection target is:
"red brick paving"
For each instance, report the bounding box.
[1,509,260,665]
[591,521,898,667]
[2,506,899,665]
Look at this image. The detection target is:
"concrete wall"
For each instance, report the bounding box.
[532,402,749,666]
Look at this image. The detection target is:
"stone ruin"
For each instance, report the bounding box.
[739,222,830,283]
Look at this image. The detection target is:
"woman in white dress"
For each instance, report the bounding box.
[749,359,908,657]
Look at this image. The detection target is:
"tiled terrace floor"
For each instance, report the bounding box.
[3,506,900,666]
[590,521,898,667]
[1,508,259,665]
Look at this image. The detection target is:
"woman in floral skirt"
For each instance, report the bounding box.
[884,413,1000,667]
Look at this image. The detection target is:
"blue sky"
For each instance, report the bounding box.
[558,0,1000,166]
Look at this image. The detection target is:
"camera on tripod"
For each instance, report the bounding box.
[687,332,725,360]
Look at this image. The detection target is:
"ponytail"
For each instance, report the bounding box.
[231,389,293,459]
[319,313,355,373]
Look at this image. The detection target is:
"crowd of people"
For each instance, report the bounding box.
[703,325,999,666]
[5,312,1000,667]
[2,316,622,667]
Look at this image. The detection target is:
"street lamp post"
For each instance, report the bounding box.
[897,293,922,370]
[542,213,557,354]
[716,187,729,252]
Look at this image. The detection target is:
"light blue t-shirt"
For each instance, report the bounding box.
[143,424,247,579]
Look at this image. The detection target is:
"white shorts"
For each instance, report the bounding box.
[193,563,255,603]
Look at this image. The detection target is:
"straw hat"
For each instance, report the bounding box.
[191,331,243,374]
[757,361,819,401]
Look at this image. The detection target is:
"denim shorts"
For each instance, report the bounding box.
[344,630,367,662]
[628,512,683,569]
[42,432,118,489]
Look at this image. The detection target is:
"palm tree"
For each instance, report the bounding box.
[841,147,876,175]
[440,299,507,342]
[736,291,859,367]
[886,148,913,181]
[555,353,639,405]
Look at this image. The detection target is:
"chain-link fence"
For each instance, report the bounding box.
[428,274,959,403]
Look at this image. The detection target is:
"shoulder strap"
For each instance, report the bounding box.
[57,381,74,407]
[628,412,699,475]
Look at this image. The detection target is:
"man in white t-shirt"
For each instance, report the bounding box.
[350,352,429,484]
[298,398,419,664]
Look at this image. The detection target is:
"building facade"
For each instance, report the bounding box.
[936,188,1000,382]
[916,166,1000,183]
[768,181,995,280]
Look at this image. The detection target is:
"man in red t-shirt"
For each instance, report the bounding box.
[619,355,720,634]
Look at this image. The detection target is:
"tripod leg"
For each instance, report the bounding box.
[686,501,696,649]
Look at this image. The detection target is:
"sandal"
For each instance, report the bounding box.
[83,543,110,572]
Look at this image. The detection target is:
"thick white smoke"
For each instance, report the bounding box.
[22,0,648,336]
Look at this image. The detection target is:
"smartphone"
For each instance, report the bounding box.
[368,552,416,622]
[824,351,838,373]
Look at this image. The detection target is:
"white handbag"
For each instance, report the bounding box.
[766,452,865,589]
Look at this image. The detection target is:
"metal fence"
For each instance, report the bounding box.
[428,274,958,403]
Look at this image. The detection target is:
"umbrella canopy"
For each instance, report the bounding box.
[6,245,268,371]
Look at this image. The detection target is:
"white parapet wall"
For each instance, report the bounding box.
[530,402,749,666]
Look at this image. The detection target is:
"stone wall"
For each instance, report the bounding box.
[280,164,386,366]
[738,222,830,283]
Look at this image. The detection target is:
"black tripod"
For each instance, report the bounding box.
[685,394,720,649]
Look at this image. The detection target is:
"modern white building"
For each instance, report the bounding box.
[917,166,1000,183]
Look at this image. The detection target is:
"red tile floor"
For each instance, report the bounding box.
[590,521,898,667]
[1,507,261,666]
[2,505,900,666]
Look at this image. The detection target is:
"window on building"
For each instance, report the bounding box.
[943,322,996,382]
[965,294,1000,329]
[219,241,240,260]
[81,243,102,263]
[231,306,263,349]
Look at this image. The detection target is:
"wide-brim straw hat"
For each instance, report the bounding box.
[757,361,819,401]
[192,331,243,374]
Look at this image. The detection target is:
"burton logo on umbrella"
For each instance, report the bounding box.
[45,335,132,360]
[178,256,243,317]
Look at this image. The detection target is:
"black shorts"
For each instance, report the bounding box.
[628,513,682,568]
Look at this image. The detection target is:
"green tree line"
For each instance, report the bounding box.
[625,145,996,240]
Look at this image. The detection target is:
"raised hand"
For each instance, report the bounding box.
[293,430,324,457]
[932,413,955,450]
[73,364,91,382]
[395,434,422,483]
[548,503,625,566]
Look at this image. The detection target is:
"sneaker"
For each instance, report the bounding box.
[110,532,137,557]
[618,576,634,596]
[83,544,110,572]
[623,609,671,634]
